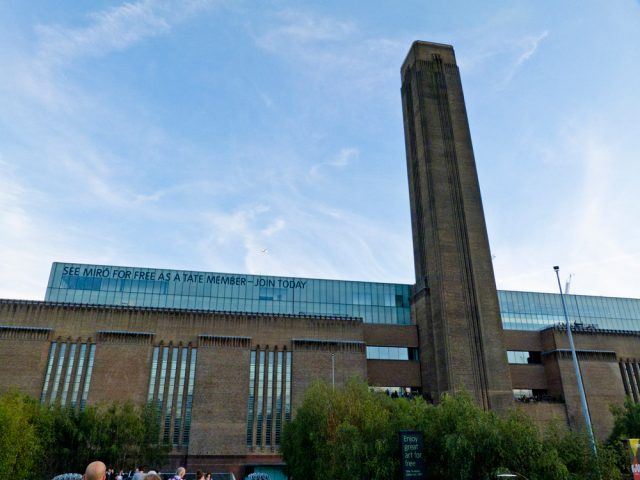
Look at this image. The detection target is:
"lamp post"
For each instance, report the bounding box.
[553,266,597,458]
[331,352,335,389]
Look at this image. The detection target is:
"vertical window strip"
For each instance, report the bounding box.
[60,343,77,406]
[71,343,87,407]
[163,347,179,444]
[156,347,169,411]
[633,363,640,402]
[265,351,275,446]
[80,344,96,410]
[50,343,68,405]
[275,351,283,445]
[620,362,631,396]
[626,363,639,402]
[41,342,58,403]
[182,348,197,445]
[147,346,160,403]
[256,350,266,447]
[246,350,257,447]
[285,351,292,423]
[173,348,188,446]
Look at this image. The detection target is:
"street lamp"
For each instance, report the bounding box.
[553,266,597,458]
[331,352,335,389]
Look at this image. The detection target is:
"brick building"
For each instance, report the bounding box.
[1,41,639,477]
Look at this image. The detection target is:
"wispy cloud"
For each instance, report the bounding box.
[195,195,412,283]
[253,9,410,98]
[36,0,219,65]
[257,9,355,49]
[2,1,639,301]
[501,30,548,85]
[493,120,640,297]
[309,147,358,178]
[0,0,224,298]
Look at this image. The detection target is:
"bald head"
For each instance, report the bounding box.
[84,461,107,480]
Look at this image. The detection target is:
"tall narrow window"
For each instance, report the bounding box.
[156,346,169,411]
[173,348,188,446]
[246,348,291,449]
[626,363,639,402]
[41,342,58,403]
[50,343,67,405]
[246,350,257,446]
[265,351,275,446]
[163,347,178,443]
[620,361,631,396]
[182,349,197,445]
[60,343,77,406]
[147,346,160,403]
[256,350,266,446]
[70,343,87,407]
[275,351,283,445]
[80,344,96,410]
[285,351,292,423]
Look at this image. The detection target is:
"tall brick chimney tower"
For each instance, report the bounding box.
[401,41,513,410]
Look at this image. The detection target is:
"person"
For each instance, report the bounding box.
[145,474,161,480]
[132,467,145,480]
[206,473,212,480]
[116,470,124,480]
[84,461,107,480]
[171,467,186,480]
[196,470,205,480]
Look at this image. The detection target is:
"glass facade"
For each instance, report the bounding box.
[506,350,542,365]
[498,290,640,331]
[513,388,549,401]
[366,346,419,361]
[45,262,411,325]
[44,263,640,331]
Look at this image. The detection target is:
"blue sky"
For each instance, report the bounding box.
[1,0,639,300]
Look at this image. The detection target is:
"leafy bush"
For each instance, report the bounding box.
[0,391,42,480]
[0,390,169,479]
[281,379,623,480]
[607,397,640,477]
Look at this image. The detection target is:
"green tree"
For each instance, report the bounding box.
[43,402,169,474]
[0,390,169,478]
[281,379,623,480]
[0,390,43,480]
[281,380,407,479]
[607,397,640,477]
[417,393,567,480]
[544,422,621,480]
